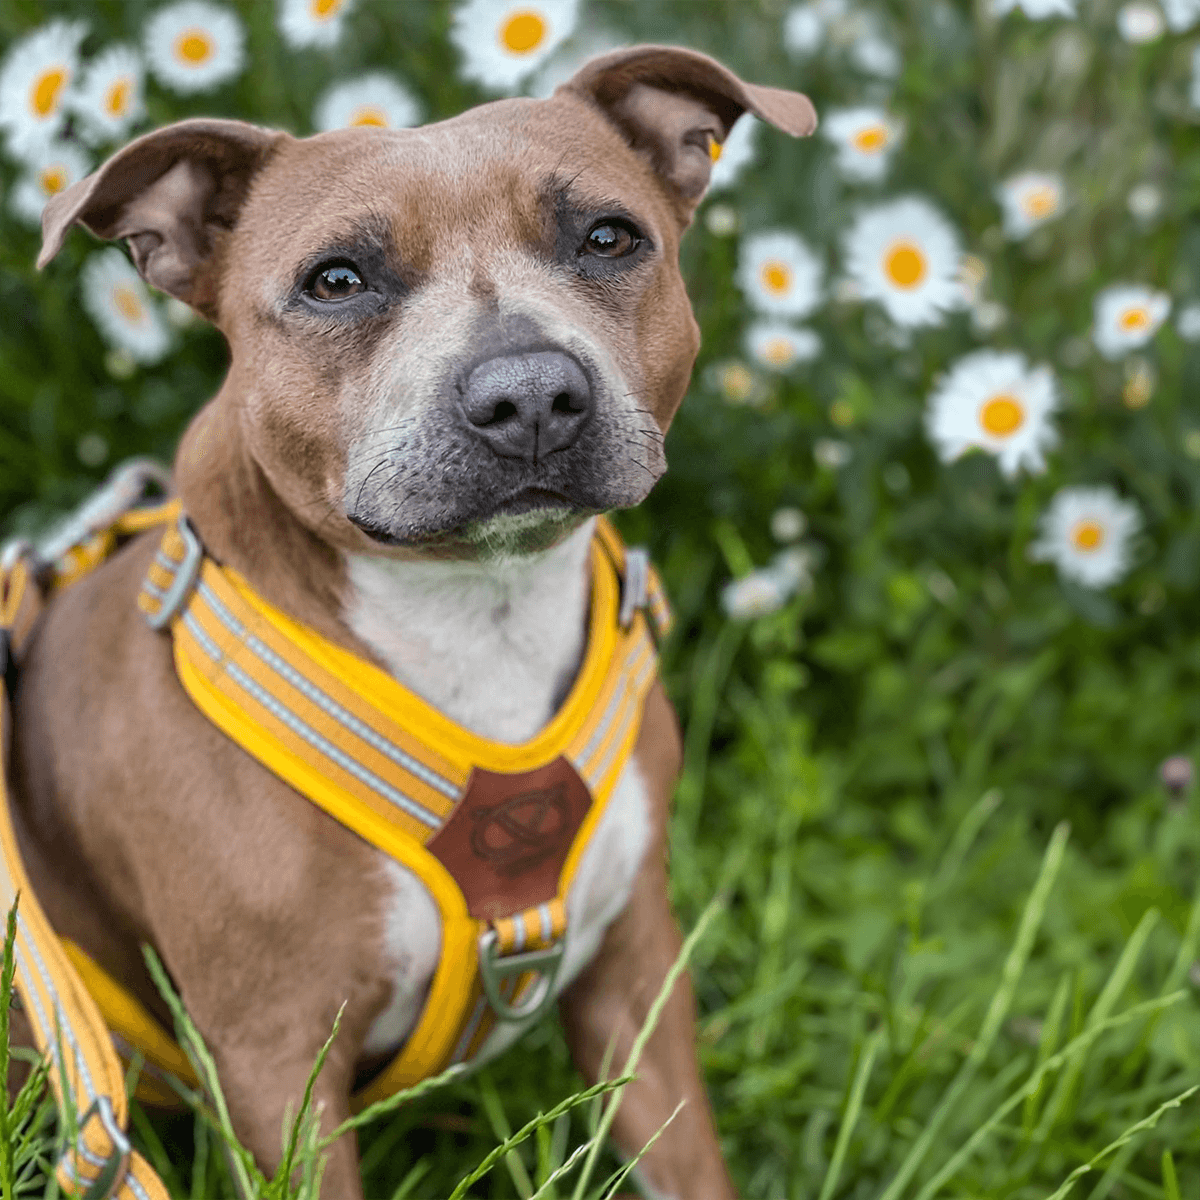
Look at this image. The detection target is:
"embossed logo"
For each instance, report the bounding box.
[469,783,573,875]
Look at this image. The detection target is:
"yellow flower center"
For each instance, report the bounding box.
[852,124,888,153]
[311,0,345,17]
[31,67,67,118]
[980,394,1025,437]
[1071,520,1105,552]
[762,337,795,366]
[499,10,547,54]
[760,260,792,295]
[175,29,214,65]
[883,241,927,289]
[1021,186,1059,219]
[105,78,131,117]
[719,363,754,402]
[39,166,67,195]
[350,105,387,127]
[1119,306,1150,332]
[112,285,145,324]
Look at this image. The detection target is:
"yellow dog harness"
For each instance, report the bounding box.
[0,460,670,1197]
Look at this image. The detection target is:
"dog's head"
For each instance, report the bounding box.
[39,46,815,558]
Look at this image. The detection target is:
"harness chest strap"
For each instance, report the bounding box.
[1,524,173,1200]
[136,512,670,1104]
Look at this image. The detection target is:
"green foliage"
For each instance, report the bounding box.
[3,0,1200,1197]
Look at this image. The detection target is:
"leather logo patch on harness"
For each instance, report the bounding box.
[427,756,592,922]
[469,783,573,875]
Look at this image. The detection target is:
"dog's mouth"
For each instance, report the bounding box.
[348,487,591,556]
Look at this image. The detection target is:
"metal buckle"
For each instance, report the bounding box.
[477,929,565,1024]
[145,516,203,631]
[69,1096,131,1200]
[619,547,650,630]
[39,458,170,566]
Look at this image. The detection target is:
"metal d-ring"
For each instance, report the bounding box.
[477,929,565,1024]
[145,516,204,631]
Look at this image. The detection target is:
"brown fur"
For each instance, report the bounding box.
[16,47,816,1198]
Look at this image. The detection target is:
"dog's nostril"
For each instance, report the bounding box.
[489,399,518,425]
[551,391,574,413]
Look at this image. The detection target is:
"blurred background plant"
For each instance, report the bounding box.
[3,0,1200,1196]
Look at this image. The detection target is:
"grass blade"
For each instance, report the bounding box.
[597,1099,685,1200]
[569,897,722,1200]
[1027,906,1160,1154]
[449,1076,632,1200]
[911,992,1186,1200]
[478,1069,534,1198]
[817,1028,883,1200]
[878,820,1069,1200]
[1043,1085,1198,1200]
[143,945,263,1199]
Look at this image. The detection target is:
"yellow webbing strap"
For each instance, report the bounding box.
[1,554,171,1199]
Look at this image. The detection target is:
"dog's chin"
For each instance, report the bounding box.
[349,491,594,560]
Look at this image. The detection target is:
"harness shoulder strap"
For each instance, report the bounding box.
[0,546,171,1200]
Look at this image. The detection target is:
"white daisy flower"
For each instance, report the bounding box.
[843,196,964,328]
[737,231,823,319]
[996,171,1065,239]
[704,203,739,236]
[925,350,1060,478]
[70,44,145,145]
[1092,284,1170,359]
[772,546,816,594]
[1030,486,1141,589]
[708,115,759,192]
[9,140,90,226]
[771,507,807,542]
[783,0,847,56]
[821,107,903,183]
[814,438,852,469]
[0,20,87,157]
[278,0,355,49]
[80,249,172,365]
[849,29,901,79]
[144,1,245,95]
[313,73,420,131]
[992,0,1077,16]
[1161,0,1200,30]
[721,566,795,619]
[1176,302,1200,340]
[746,321,822,372]
[1117,2,1165,41]
[1127,182,1162,222]
[706,359,767,408]
[451,0,578,93]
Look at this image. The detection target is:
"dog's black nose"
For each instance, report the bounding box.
[460,351,592,460]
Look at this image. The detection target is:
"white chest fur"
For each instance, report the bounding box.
[344,518,652,1056]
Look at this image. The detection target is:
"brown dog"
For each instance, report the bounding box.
[14,46,815,1198]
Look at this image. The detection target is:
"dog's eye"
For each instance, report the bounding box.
[307,263,366,301]
[582,221,641,258]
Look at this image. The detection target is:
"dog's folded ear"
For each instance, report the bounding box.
[561,45,817,216]
[37,118,286,318]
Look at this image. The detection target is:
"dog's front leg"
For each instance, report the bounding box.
[190,1003,366,1199]
[559,859,736,1200]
